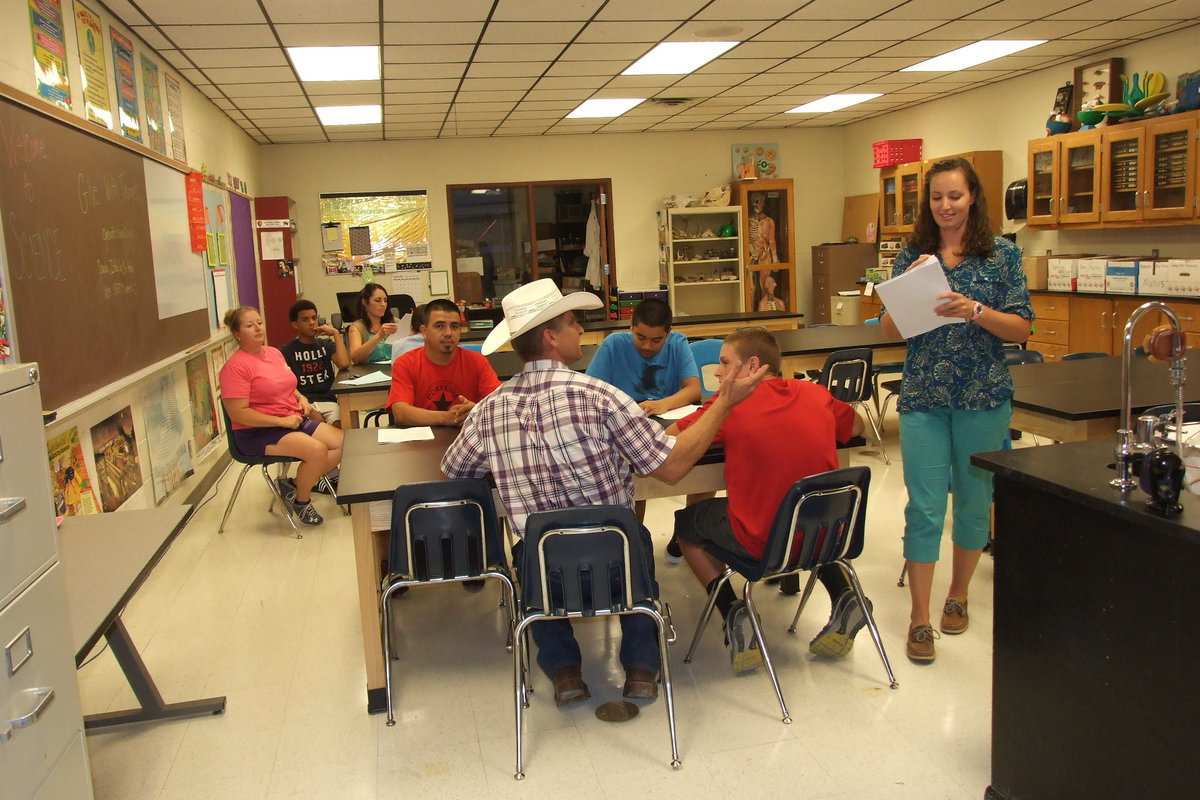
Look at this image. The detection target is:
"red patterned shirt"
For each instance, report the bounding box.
[442,359,674,536]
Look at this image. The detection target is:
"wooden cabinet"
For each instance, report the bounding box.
[731,179,796,314]
[878,150,1004,236]
[1029,110,1200,230]
[860,292,882,323]
[666,206,744,315]
[879,162,922,235]
[811,244,876,325]
[1064,293,1198,355]
[1029,294,1071,361]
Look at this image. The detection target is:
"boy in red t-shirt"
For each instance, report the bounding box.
[386,298,500,426]
[667,327,870,671]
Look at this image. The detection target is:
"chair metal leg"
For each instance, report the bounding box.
[786,569,822,633]
[218,464,253,533]
[487,572,517,653]
[380,581,405,726]
[743,581,791,724]
[683,567,733,663]
[259,465,299,536]
[859,402,890,464]
[897,561,908,587]
[637,606,681,769]
[512,618,536,780]
[841,561,898,689]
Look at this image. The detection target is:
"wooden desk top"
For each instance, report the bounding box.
[57,505,191,662]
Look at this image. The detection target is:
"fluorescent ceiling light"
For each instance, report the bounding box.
[787,94,881,113]
[567,98,645,119]
[315,105,382,126]
[902,40,1045,72]
[623,41,739,76]
[288,46,380,81]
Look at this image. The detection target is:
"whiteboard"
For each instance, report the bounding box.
[143,159,206,319]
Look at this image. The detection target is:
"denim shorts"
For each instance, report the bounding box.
[232,418,320,456]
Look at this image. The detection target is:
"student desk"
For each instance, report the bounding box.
[770,325,907,377]
[57,506,227,728]
[332,346,598,429]
[1007,351,1200,442]
[336,424,726,714]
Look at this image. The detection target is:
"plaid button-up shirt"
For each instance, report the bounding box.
[441,359,674,537]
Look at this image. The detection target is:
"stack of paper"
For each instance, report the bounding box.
[873,255,965,338]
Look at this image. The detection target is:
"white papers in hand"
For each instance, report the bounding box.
[873,255,965,338]
[386,313,412,347]
[343,371,391,386]
[655,404,700,420]
[378,427,434,444]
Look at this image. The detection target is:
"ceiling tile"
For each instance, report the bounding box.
[130,26,173,51]
[482,21,587,44]
[383,102,452,113]
[606,76,678,91]
[522,89,593,102]
[133,0,267,24]
[798,41,891,58]
[383,0,495,22]
[454,101,518,112]
[671,20,774,39]
[383,78,463,93]
[753,20,860,41]
[546,60,628,76]
[383,22,484,45]
[770,57,858,73]
[576,21,676,42]
[475,44,566,62]
[1073,20,1181,38]
[514,100,578,111]
[238,96,316,109]
[559,42,649,61]
[1129,1,1200,20]
[384,45,475,63]
[594,0,705,20]
[836,20,940,41]
[997,20,1096,38]
[454,90,529,102]
[224,83,306,99]
[533,76,609,90]
[965,0,1083,18]
[386,63,468,81]
[460,75,540,91]
[305,84,380,98]
[1047,0,1164,20]
[873,40,971,58]
[248,108,318,120]
[383,112,448,123]
[468,62,550,78]
[729,41,816,60]
[882,0,996,19]
[158,25,278,49]
[101,0,149,25]
[188,48,290,68]
[276,24,380,47]
[204,66,298,84]
[263,0,380,23]
[788,0,902,18]
[382,92,457,104]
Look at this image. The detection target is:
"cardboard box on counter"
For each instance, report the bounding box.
[1045,254,1094,292]
[1105,258,1143,294]
[1164,259,1200,297]
[1023,255,1048,290]
[1076,257,1108,293]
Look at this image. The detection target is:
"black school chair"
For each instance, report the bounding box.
[381,478,516,727]
[513,505,678,780]
[817,348,889,464]
[682,466,896,723]
[1061,351,1107,361]
[1004,349,1044,366]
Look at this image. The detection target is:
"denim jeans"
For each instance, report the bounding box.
[513,525,661,679]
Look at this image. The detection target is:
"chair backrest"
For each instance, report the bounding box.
[689,338,723,399]
[864,317,880,325]
[389,478,505,581]
[760,466,871,575]
[1061,351,1106,361]
[520,505,654,618]
[819,348,874,403]
[1004,349,1044,366]
[363,409,391,427]
[220,406,293,467]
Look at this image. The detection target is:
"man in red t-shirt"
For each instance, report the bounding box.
[667,327,871,671]
[386,298,501,426]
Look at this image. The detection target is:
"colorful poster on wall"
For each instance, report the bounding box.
[72,1,111,128]
[140,54,166,154]
[164,71,187,163]
[140,371,193,504]
[47,427,99,516]
[0,284,10,363]
[731,143,779,180]
[109,27,140,142]
[319,192,432,275]
[90,406,143,512]
[29,0,71,109]
[185,352,219,459]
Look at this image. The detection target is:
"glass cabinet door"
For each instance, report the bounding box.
[1059,131,1101,223]
[1101,128,1144,222]
[1027,138,1059,225]
[880,171,898,231]
[1144,116,1197,220]
[899,164,921,228]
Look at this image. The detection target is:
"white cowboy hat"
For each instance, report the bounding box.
[482,278,602,355]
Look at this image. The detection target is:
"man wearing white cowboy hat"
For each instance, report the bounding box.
[443,279,768,707]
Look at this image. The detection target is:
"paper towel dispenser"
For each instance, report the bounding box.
[1005,179,1027,221]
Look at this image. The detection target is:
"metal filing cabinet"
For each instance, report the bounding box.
[811,244,877,325]
[0,364,92,799]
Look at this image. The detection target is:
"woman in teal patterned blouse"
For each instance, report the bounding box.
[880,157,1034,664]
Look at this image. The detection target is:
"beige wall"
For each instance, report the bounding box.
[0,0,259,188]
[259,127,847,322]
[841,25,1200,260]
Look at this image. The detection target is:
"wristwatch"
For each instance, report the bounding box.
[971,301,985,321]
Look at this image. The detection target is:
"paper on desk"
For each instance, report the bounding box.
[655,404,700,420]
[342,370,391,386]
[873,255,964,338]
[378,427,434,444]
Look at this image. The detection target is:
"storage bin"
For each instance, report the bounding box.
[872,139,922,168]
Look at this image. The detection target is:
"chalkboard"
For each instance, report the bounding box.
[0,92,209,409]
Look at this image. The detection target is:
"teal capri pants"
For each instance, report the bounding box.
[898,401,1011,563]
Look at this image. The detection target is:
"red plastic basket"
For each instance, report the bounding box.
[872,139,922,168]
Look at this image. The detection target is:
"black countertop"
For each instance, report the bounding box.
[460,309,802,341]
[1009,351,1200,420]
[972,439,1200,545]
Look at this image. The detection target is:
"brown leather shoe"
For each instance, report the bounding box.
[907,623,939,663]
[940,598,969,634]
[551,665,590,707]
[622,668,658,700]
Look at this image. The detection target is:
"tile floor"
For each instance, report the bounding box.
[80,429,998,799]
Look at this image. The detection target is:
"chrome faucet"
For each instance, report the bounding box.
[1111,301,1186,490]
